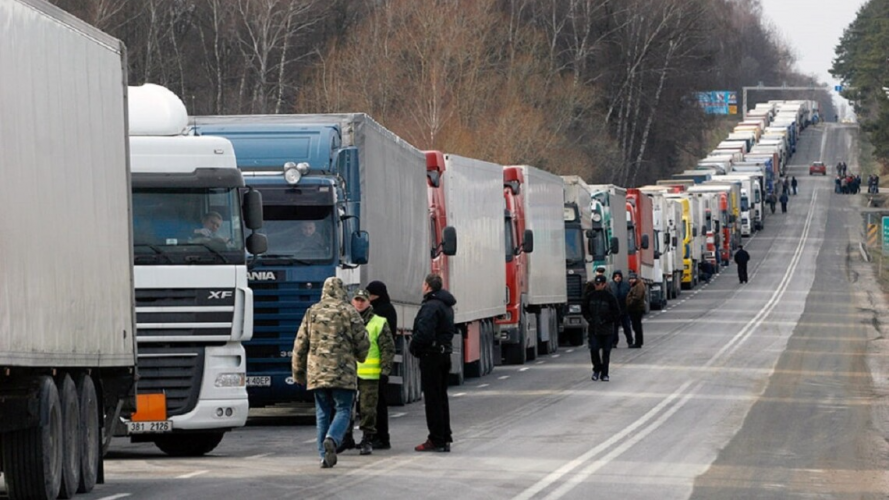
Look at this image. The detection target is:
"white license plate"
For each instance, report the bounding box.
[246,376,271,387]
[127,420,172,434]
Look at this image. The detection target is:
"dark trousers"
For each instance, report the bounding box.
[781,202,787,213]
[737,263,748,283]
[375,375,390,443]
[629,311,644,346]
[419,353,452,446]
[612,313,632,346]
[589,334,613,376]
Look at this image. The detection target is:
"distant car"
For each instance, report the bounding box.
[810,162,827,175]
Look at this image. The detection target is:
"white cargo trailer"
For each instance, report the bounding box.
[0,1,135,498]
[520,166,568,352]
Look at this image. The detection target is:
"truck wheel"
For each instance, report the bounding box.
[482,321,495,375]
[75,374,100,493]
[57,374,82,499]
[567,328,584,347]
[2,375,63,500]
[503,324,527,365]
[154,432,225,457]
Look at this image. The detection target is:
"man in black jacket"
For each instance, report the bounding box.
[410,273,456,452]
[366,280,396,450]
[582,275,621,382]
[734,245,750,284]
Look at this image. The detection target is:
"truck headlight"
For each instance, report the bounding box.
[283,161,310,185]
[568,304,581,314]
[215,373,246,388]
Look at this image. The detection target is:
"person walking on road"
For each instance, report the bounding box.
[292,277,369,469]
[779,192,789,213]
[582,275,621,381]
[734,245,750,284]
[411,273,457,452]
[365,280,396,450]
[791,176,798,195]
[626,272,646,348]
[350,289,394,456]
[767,192,777,214]
[608,270,632,348]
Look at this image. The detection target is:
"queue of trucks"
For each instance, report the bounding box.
[3,0,823,496]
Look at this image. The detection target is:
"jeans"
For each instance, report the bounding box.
[589,334,613,376]
[419,353,452,446]
[612,313,632,346]
[314,388,355,459]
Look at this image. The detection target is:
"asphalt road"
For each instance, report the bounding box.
[11,123,887,500]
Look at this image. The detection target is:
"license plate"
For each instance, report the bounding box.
[127,420,172,434]
[246,376,271,387]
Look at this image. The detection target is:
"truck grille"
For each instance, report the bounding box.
[566,274,584,299]
[135,288,235,339]
[247,281,323,371]
[136,345,204,417]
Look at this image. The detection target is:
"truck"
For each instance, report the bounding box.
[688,184,733,265]
[626,189,655,307]
[126,84,267,456]
[589,185,629,279]
[720,174,761,236]
[425,152,503,383]
[664,194,698,289]
[195,113,429,406]
[561,176,597,346]
[498,166,566,363]
[1,1,135,497]
[638,186,682,308]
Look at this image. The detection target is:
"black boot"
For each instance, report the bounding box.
[359,433,373,456]
[337,432,356,453]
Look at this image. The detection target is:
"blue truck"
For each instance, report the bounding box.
[195,114,429,406]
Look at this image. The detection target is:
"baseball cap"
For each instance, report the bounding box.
[628,272,638,280]
[594,275,608,285]
[352,289,370,301]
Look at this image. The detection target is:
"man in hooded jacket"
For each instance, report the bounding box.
[608,270,633,348]
[366,280,397,449]
[582,275,621,381]
[293,277,369,468]
[410,273,457,452]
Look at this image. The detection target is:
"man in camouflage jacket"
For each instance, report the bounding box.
[292,277,369,468]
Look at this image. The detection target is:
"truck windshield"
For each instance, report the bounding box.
[504,217,515,263]
[255,205,335,263]
[132,188,245,265]
[627,224,637,255]
[564,228,584,265]
[740,196,749,212]
[590,227,607,259]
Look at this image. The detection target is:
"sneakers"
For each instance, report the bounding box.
[591,372,599,381]
[415,439,449,452]
[359,438,373,456]
[322,437,338,468]
[601,375,610,382]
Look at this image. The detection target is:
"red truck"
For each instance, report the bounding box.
[425,151,504,382]
[626,190,654,308]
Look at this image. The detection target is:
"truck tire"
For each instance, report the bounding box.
[2,375,63,500]
[502,327,527,365]
[75,373,100,494]
[154,432,225,457]
[57,374,81,499]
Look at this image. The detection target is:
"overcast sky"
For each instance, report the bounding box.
[759,0,868,115]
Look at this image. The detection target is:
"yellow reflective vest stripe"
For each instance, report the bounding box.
[357,315,386,380]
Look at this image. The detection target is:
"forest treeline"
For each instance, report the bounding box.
[832,0,889,168]
[53,0,835,185]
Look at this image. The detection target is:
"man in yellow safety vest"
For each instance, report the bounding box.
[352,288,395,455]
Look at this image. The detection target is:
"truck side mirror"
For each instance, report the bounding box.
[351,230,370,265]
[243,189,264,230]
[654,250,661,259]
[672,236,678,247]
[441,226,457,256]
[641,234,649,250]
[609,236,620,255]
[693,227,698,237]
[247,233,268,255]
[522,229,534,253]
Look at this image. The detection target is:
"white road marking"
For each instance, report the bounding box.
[498,376,510,380]
[177,470,208,479]
[245,453,272,460]
[97,495,132,500]
[477,384,490,388]
[535,361,545,365]
[452,392,467,397]
[516,191,819,500]
[390,412,407,418]
[551,354,561,358]
[519,367,530,372]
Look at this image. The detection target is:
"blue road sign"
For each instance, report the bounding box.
[834,85,844,92]
[883,216,889,254]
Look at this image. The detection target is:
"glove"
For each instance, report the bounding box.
[379,374,389,386]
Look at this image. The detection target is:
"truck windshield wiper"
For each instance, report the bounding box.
[134,244,173,264]
[258,254,314,266]
[183,243,229,264]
